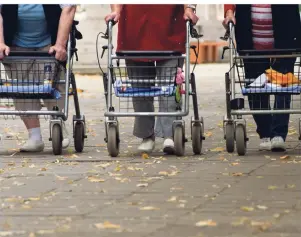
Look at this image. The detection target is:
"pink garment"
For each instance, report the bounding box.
[176,67,185,94]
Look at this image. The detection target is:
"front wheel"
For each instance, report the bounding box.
[74,122,85,153]
[52,124,62,155]
[107,124,120,157]
[236,124,247,156]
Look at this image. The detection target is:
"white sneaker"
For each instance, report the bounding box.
[62,122,70,149]
[259,137,271,151]
[138,138,155,153]
[271,136,286,151]
[20,140,44,152]
[163,138,175,154]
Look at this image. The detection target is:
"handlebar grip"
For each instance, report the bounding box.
[8,51,54,57]
[107,19,117,26]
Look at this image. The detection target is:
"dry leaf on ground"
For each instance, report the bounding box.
[94,221,121,229]
[139,206,159,211]
[268,185,278,190]
[28,233,36,237]
[280,155,290,160]
[256,205,268,210]
[167,196,177,202]
[240,206,254,212]
[250,221,272,231]
[142,153,149,159]
[88,176,105,183]
[195,220,217,227]
[232,172,243,177]
[136,183,148,187]
[210,147,224,152]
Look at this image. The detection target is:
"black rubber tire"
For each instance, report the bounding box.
[174,125,185,157]
[192,123,203,155]
[225,123,235,153]
[74,122,85,153]
[236,124,247,156]
[107,124,119,157]
[52,124,62,155]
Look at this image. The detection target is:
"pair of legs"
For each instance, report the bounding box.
[244,57,295,150]
[4,45,68,152]
[125,58,184,153]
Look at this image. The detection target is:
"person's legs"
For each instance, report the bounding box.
[155,59,184,154]
[244,58,272,150]
[3,46,44,151]
[270,58,295,151]
[125,60,156,152]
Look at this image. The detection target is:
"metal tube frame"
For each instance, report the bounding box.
[104,21,191,118]
[0,34,73,120]
[227,23,301,118]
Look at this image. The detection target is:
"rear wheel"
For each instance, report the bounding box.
[174,125,185,156]
[225,123,235,153]
[192,123,203,155]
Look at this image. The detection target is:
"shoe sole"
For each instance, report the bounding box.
[271,147,286,152]
[163,146,174,155]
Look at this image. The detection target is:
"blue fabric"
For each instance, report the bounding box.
[114,86,175,97]
[242,85,301,95]
[114,79,175,97]
[0,84,61,99]
[13,4,51,48]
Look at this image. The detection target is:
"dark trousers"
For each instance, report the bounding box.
[244,58,295,140]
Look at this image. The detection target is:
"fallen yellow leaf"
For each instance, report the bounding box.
[167,196,177,202]
[280,155,290,160]
[139,206,159,211]
[136,183,148,187]
[231,162,240,166]
[195,220,217,227]
[94,221,121,229]
[204,131,213,137]
[250,221,271,231]
[210,147,224,152]
[232,172,243,177]
[256,205,268,210]
[240,206,254,212]
[28,232,36,237]
[88,176,105,183]
[268,185,278,190]
[142,153,149,159]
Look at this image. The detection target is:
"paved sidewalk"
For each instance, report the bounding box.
[0,64,300,237]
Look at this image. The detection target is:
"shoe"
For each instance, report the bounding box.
[138,138,155,153]
[259,137,271,151]
[20,140,44,152]
[163,138,175,154]
[271,136,286,151]
[62,122,70,149]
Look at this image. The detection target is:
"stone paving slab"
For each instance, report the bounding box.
[0,64,300,237]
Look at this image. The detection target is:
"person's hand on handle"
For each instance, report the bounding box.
[0,42,10,60]
[183,7,199,25]
[223,9,236,29]
[49,43,67,62]
[105,4,122,23]
[105,11,120,23]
